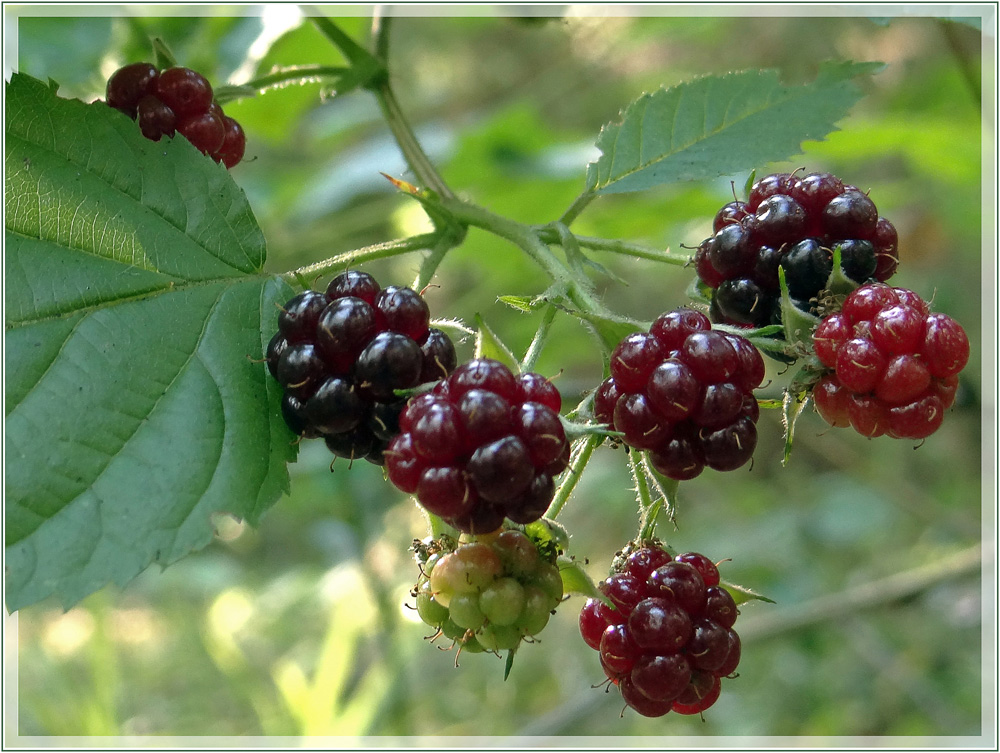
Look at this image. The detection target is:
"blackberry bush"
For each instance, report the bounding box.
[106,62,247,167]
[266,271,458,465]
[9,16,980,736]
[593,308,765,480]
[579,542,742,718]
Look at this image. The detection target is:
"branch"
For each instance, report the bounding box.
[737,543,983,642]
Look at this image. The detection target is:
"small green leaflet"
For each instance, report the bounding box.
[473,314,520,371]
[4,73,296,611]
[722,580,776,607]
[586,61,884,194]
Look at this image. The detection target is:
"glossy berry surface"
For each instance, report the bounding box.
[595,308,763,480]
[387,358,568,532]
[265,272,457,467]
[580,542,742,718]
[811,283,968,439]
[105,62,247,168]
[694,171,899,350]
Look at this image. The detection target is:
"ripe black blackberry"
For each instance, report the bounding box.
[696,171,899,332]
[593,308,764,480]
[579,542,742,717]
[385,358,569,533]
[105,62,246,167]
[265,271,457,466]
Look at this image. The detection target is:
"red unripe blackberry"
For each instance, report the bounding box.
[154,66,214,118]
[580,543,743,718]
[176,103,226,155]
[136,95,176,141]
[597,309,763,479]
[812,283,968,440]
[387,359,568,531]
[107,62,158,117]
[212,116,246,168]
[696,172,899,352]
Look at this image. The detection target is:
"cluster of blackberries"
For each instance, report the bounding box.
[105,62,246,168]
[385,358,569,533]
[266,271,457,466]
[593,309,764,480]
[413,530,564,654]
[695,172,898,328]
[579,544,741,717]
[811,283,968,439]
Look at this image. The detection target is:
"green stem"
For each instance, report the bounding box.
[215,65,351,104]
[520,303,557,373]
[439,198,618,322]
[537,227,689,266]
[371,9,392,61]
[628,448,663,541]
[282,234,439,284]
[374,83,452,198]
[308,12,378,66]
[559,190,596,226]
[546,434,600,519]
[412,228,464,292]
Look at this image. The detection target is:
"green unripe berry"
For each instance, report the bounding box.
[492,530,539,578]
[415,580,449,626]
[478,623,522,652]
[453,542,502,589]
[449,592,487,630]
[528,562,564,610]
[430,544,500,605]
[459,635,485,653]
[441,617,470,642]
[516,585,552,637]
[479,577,526,626]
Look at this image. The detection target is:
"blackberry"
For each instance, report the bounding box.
[595,308,763,480]
[579,543,742,717]
[694,171,900,357]
[104,62,247,168]
[412,530,564,656]
[386,359,568,533]
[811,283,969,439]
[265,271,457,467]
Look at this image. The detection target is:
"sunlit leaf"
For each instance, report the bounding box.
[5,74,295,611]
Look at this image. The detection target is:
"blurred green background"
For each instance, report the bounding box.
[9,7,989,742]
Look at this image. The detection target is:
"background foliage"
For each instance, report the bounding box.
[9,7,989,741]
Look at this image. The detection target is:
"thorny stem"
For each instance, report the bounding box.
[215,65,351,103]
[628,448,663,542]
[374,83,453,198]
[737,543,983,642]
[520,303,557,374]
[546,434,601,520]
[282,234,439,284]
[438,197,619,323]
[559,190,597,226]
[536,227,688,266]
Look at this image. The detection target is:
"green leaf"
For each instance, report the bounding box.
[558,305,643,356]
[586,61,884,194]
[473,314,520,371]
[557,555,610,605]
[497,295,538,313]
[4,73,296,611]
[721,580,776,607]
